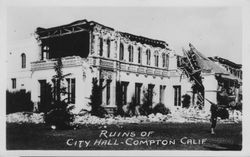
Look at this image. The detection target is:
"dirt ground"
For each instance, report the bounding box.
[6,122,242,150]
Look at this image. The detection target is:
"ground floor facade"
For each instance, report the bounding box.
[7,56,241,114]
[14,56,194,114]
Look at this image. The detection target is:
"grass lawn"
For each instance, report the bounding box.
[6,122,242,150]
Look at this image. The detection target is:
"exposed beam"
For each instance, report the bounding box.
[38,25,89,40]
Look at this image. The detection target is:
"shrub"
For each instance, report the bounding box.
[182,94,191,108]
[6,90,33,114]
[44,100,74,129]
[140,103,153,116]
[153,103,170,115]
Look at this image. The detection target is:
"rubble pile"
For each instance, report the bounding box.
[6,108,242,124]
[73,108,241,125]
[171,107,211,123]
[221,110,242,123]
[6,112,44,124]
[74,113,170,125]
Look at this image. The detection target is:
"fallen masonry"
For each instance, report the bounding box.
[6,108,242,125]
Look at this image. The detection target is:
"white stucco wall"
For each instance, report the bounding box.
[7,37,40,91]
[31,62,94,113]
[203,73,218,113]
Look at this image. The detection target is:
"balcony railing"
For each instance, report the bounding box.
[93,57,173,77]
[31,56,177,78]
[146,68,154,75]
[31,56,84,71]
[100,59,114,69]
[137,67,146,74]
[128,65,137,73]
[154,69,163,76]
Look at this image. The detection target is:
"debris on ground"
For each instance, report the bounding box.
[6,108,242,125]
[6,112,44,124]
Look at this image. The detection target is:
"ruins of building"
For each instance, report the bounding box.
[7,19,242,114]
[178,44,242,111]
[209,56,242,106]
[7,19,192,114]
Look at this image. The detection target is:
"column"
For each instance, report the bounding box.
[93,35,99,56]
[110,74,116,107]
[123,44,128,62]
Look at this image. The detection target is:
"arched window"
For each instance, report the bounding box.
[146,49,151,65]
[128,45,134,62]
[162,53,169,68]
[119,43,124,60]
[138,47,142,64]
[107,39,111,58]
[21,53,26,68]
[154,51,159,67]
[165,54,169,68]
[99,38,103,56]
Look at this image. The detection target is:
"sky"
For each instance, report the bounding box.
[7,6,242,64]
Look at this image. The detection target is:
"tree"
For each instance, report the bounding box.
[89,78,107,118]
[44,58,74,129]
[140,88,153,116]
[52,58,69,102]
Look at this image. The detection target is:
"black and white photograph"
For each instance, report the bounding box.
[1,0,250,156]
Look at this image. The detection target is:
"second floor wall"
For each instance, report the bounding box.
[8,20,178,76]
[89,24,172,70]
[7,37,41,74]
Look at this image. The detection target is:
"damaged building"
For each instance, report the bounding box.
[177,44,242,112]
[8,19,187,114]
[7,19,242,114]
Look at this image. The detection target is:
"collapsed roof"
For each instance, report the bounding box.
[36,19,168,49]
[209,56,242,69]
[188,43,230,75]
[119,32,168,49]
[183,43,241,82]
